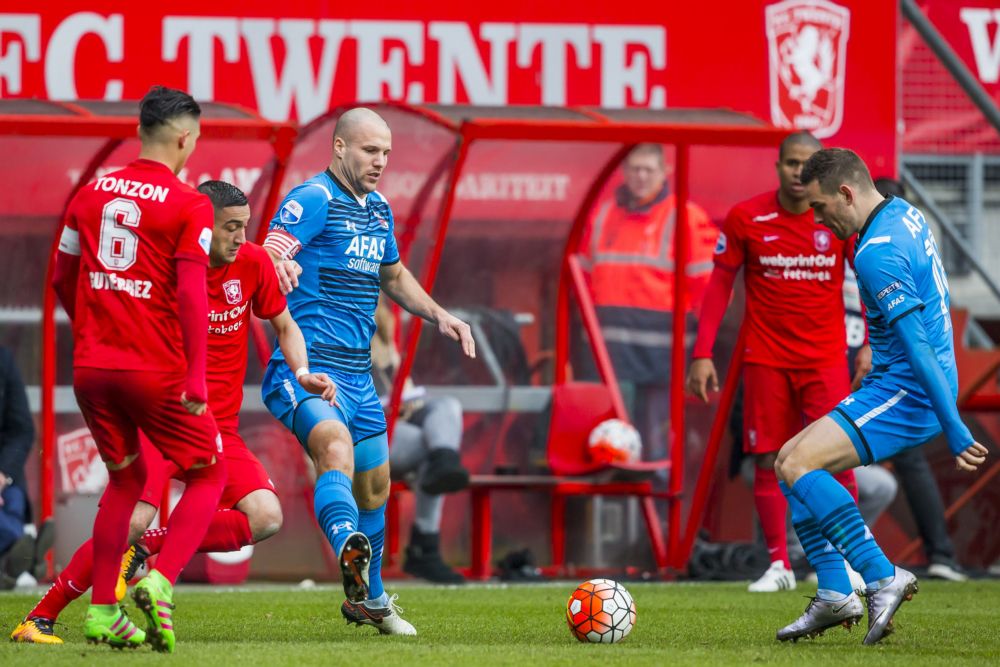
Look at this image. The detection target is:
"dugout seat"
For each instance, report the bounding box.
[545,382,670,572]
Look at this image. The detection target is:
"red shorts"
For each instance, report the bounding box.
[74,368,221,469]
[742,363,851,455]
[138,426,275,510]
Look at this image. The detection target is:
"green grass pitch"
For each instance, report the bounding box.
[2,580,999,665]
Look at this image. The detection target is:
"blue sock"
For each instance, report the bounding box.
[781,480,852,600]
[313,471,359,558]
[358,505,386,601]
[792,470,894,585]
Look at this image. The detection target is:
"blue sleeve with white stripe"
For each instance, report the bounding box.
[270,183,329,247]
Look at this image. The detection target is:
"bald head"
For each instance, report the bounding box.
[333,107,391,144]
[779,131,822,161]
[330,107,392,197]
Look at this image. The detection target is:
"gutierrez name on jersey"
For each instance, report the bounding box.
[345,234,385,274]
[88,271,152,299]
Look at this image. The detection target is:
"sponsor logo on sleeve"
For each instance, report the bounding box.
[876,280,902,301]
[279,200,304,225]
[198,227,212,255]
[714,232,727,255]
[887,294,905,311]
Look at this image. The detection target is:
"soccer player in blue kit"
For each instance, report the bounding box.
[262,107,475,636]
[772,148,988,645]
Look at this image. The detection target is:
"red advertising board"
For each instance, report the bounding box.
[903,1,1000,153]
[0,1,897,170]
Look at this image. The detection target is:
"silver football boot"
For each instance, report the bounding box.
[776,593,864,642]
[863,566,918,645]
[341,593,417,636]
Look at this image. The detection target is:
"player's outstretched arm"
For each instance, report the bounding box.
[51,249,80,321]
[892,309,986,470]
[274,258,302,295]
[685,267,736,402]
[270,308,337,405]
[263,246,302,296]
[379,262,475,359]
[176,258,209,415]
[52,218,83,320]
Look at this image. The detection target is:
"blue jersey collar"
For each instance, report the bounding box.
[324,168,368,206]
[857,195,893,244]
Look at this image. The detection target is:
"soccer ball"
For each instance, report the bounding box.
[565,578,637,643]
[588,419,641,464]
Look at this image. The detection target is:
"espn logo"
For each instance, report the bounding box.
[876,281,902,301]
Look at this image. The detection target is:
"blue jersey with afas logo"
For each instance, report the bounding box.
[853,196,957,394]
[268,169,400,374]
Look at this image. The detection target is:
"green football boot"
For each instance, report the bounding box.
[131,569,176,653]
[82,604,145,649]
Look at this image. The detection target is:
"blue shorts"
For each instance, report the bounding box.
[828,375,942,465]
[261,361,388,473]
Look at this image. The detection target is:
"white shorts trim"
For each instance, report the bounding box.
[855,389,907,428]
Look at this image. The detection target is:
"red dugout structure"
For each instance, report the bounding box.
[13,101,999,579]
[12,100,789,578]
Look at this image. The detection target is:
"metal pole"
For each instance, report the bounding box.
[901,165,1000,304]
[902,0,1000,135]
[667,144,690,566]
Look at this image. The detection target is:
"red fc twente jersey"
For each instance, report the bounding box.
[65,159,213,373]
[714,190,847,368]
[206,242,285,422]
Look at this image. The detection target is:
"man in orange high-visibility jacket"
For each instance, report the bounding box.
[580,143,717,461]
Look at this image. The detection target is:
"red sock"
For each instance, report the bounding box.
[154,460,226,584]
[142,509,253,555]
[835,469,858,503]
[754,465,789,568]
[91,463,146,604]
[30,539,94,620]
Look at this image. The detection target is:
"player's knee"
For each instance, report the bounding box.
[355,465,390,509]
[307,422,354,476]
[773,444,797,484]
[775,443,814,486]
[754,451,777,470]
[250,502,283,542]
[127,502,157,544]
[435,396,463,422]
[128,516,151,545]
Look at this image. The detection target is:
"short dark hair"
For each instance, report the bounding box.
[800,148,874,193]
[778,131,822,160]
[873,177,904,198]
[197,181,248,209]
[139,86,201,135]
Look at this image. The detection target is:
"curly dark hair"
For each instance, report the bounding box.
[197,180,248,209]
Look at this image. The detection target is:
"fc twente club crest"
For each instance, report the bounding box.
[814,229,832,252]
[223,279,243,305]
[766,0,851,139]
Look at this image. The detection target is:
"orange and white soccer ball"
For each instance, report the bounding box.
[565,578,637,643]
[588,419,641,464]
